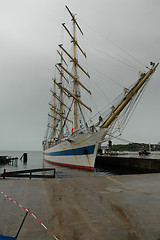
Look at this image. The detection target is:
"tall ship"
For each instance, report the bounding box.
[43,6,158,171]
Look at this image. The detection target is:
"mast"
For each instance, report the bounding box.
[100,63,159,129]
[53,79,56,137]
[73,11,78,130]
[47,5,91,141]
[60,52,63,138]
[65,5,90,131]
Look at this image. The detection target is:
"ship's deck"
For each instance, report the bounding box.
[0,173,160,239]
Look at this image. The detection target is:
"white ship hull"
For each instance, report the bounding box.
[43,129,107,171]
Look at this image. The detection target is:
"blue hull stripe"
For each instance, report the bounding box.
[44,145,95,156]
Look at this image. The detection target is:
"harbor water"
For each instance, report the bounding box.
[0,151,115,178]
[1,151,160,178]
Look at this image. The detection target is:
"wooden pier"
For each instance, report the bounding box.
[0,156,18,165]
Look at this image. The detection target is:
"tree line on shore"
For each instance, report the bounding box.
[111,143,159,152]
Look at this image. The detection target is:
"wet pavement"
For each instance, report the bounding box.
[0,173,160,239]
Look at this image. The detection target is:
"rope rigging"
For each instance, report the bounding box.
[43,5,158,151]
[79,18,146,70]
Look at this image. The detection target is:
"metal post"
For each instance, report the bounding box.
[15,211,28,238]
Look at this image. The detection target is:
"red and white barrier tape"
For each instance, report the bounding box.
[0,190,59,240]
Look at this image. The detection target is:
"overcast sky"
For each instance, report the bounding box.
[0,0,160,151]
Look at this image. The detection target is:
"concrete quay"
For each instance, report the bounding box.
[0,173,160,240]
[96,155,160,172]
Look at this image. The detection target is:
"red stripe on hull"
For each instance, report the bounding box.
[44,159,94,172]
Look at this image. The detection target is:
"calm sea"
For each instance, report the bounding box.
[0,151,115,178]
[1,151,160,178]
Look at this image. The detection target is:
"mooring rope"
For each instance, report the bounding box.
[0,190,59,240]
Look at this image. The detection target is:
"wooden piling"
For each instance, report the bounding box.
[23,153,27,163]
